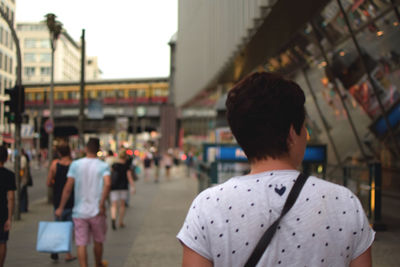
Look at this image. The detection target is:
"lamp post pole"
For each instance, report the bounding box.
[45,13,62,203]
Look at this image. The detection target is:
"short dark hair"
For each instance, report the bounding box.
[0,145,8,163]
[57,143,71,157]
[86,138,100,154]
[226,72,306,162]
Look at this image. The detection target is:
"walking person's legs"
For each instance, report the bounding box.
[110,191,118,230]
[94,242,104,267]
[118,198,126,227]
[77,246,88,267]
[0,243,6,267]
[73,217,90,267]
[90,215,107,266]
[110,200,118,230]
[19,185,28,212]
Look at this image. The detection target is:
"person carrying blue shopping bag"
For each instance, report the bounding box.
[46,143,76,262]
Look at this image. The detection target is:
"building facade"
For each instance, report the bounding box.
[0,0,17,133]
[16,22,81,83]
[175,0,400,193]
[86,56,102,81]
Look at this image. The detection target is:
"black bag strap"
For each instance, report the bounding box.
[244,173,309,267]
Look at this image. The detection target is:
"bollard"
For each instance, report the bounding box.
[368,162,386,231]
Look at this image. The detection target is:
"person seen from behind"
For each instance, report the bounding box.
[0,145,16,267]
[55,138,111,267]
[104,150,115,168]
[163,150,173,180]
[110,149,136,230]
[46,143,76,262]
[19,148,30,212]
[177,72,374,267]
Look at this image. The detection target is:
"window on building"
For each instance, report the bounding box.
[9,58,12,74]
[4,55,7,72]
[0,27,3,44]
[24,53,36,62]
[5,30,8,47]
[40,39,50,48]
[24,67,35,76]
[24,38,36,48]
[40,53,51,62]
[40,67,51,75]
[0,52,2,69]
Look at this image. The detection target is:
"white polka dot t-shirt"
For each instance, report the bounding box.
[177,170,375,266]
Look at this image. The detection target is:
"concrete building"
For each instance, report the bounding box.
[16,22,81,83]
[174,0,400,194]
[0,0,17,133]
[86,56,102,81]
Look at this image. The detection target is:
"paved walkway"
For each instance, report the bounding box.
[6,166,197,267]
[4,165,400,266]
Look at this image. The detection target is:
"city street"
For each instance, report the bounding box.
[6,165,197,267]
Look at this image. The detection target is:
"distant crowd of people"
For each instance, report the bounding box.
[0,137,189,267]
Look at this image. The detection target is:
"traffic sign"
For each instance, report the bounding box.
[44,119,54,134]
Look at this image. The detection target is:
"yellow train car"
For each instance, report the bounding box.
[24,78,169,107]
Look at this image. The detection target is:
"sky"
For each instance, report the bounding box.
[15,0,178,79]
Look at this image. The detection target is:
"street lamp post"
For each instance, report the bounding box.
[45,13,62,203]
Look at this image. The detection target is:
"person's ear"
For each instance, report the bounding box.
[288,125,296,147]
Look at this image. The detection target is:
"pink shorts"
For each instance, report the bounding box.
[73,215,107,246]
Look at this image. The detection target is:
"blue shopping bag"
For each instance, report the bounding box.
[36,221,73,253]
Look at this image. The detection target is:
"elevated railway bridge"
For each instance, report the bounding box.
[23,77,175,149]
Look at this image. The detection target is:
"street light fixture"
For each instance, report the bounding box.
[45,13,62,202]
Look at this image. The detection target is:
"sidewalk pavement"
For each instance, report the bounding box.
[6,165,197,267]
[5,165,400,266]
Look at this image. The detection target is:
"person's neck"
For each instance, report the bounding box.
[0,162,4,167]
[86,153,97,159]
[249,156,297,175]
[59,156,71,163]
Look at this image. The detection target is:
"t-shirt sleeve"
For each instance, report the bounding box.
[349,191,375,260]
[67,161,77,179]
[8,171,16,191]
[177,192,212,261]
[103,163,110,177]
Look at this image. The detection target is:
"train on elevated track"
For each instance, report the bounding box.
[24,77,169,107]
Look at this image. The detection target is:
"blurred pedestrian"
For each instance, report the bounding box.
[177,72,374,266]
[143,151,153,181]
[55,138,111,267]
[109,149,136,230]
[46,143,76,262]
[0,145,16,267]
[19,149,31,213]
[104,150,115,168]
[153,150,161,183]
[163,151,173,180]
[185,151,194,178]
